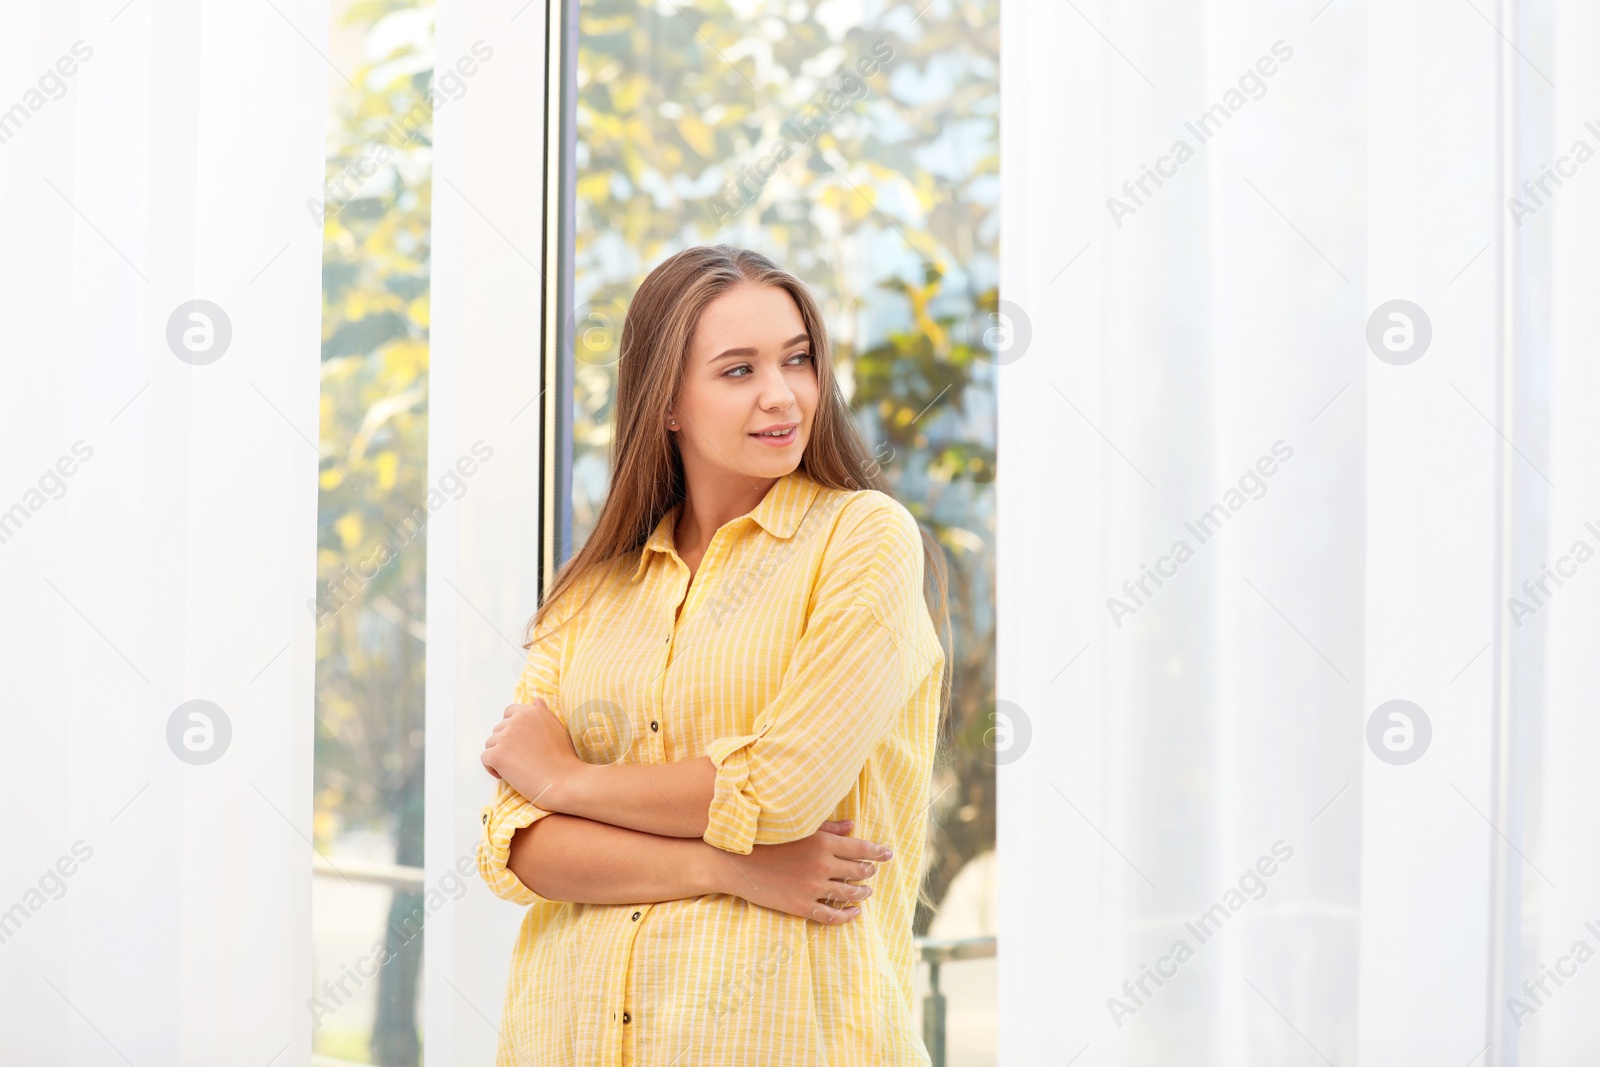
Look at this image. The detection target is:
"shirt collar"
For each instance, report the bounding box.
[631,468,824,582]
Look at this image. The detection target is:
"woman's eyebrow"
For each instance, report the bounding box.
[711,334,811,361]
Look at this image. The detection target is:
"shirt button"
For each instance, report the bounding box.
[623,1011,632,1023]
[650,720,659,732]
[481,812,488,823]
[632,910,641,921]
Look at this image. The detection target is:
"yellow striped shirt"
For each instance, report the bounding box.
[477,468,945,1066]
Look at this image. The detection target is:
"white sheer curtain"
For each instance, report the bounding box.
[0,1,325,1061]
[1001,1,1598,1065]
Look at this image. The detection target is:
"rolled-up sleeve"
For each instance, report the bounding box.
[476,584,582,905]
[703,497,942,855]
[478,777,558,906]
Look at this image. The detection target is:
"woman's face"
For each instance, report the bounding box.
[671,282,819,483]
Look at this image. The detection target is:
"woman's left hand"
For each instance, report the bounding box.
[481,699,582,810]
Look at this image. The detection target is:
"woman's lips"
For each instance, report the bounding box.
[749,426,798,446]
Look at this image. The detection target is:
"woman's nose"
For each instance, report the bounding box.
[757,367,797,407]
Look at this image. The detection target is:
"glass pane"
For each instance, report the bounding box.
[313,0,435,1062]
[571,1,998,1059]
[312,858,426,1062]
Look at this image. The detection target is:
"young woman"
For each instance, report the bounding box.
[478,244,951,1066]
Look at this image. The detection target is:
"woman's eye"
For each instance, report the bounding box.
[723,353,812,379]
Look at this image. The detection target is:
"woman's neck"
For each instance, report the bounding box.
[673,473,776,558]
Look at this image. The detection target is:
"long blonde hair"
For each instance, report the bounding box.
[526,245,954,900]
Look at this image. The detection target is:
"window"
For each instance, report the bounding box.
[544,0,1002,1059]
[312,3,436,1063]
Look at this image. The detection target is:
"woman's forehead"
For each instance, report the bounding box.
[692,284,806,352]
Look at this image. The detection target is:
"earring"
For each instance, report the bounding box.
[668,418,677,426]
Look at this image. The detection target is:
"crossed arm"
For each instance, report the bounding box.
[479,498,936,906]
[484,701,717,838]
[486,706,757,905]
[506,811,726,905]
[485,739,890,919]
[492,740,727,906]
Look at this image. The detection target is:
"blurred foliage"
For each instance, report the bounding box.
[315,0,433,1063]
[571,0,1000,934]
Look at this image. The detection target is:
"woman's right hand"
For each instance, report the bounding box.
[717,819,891,924]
